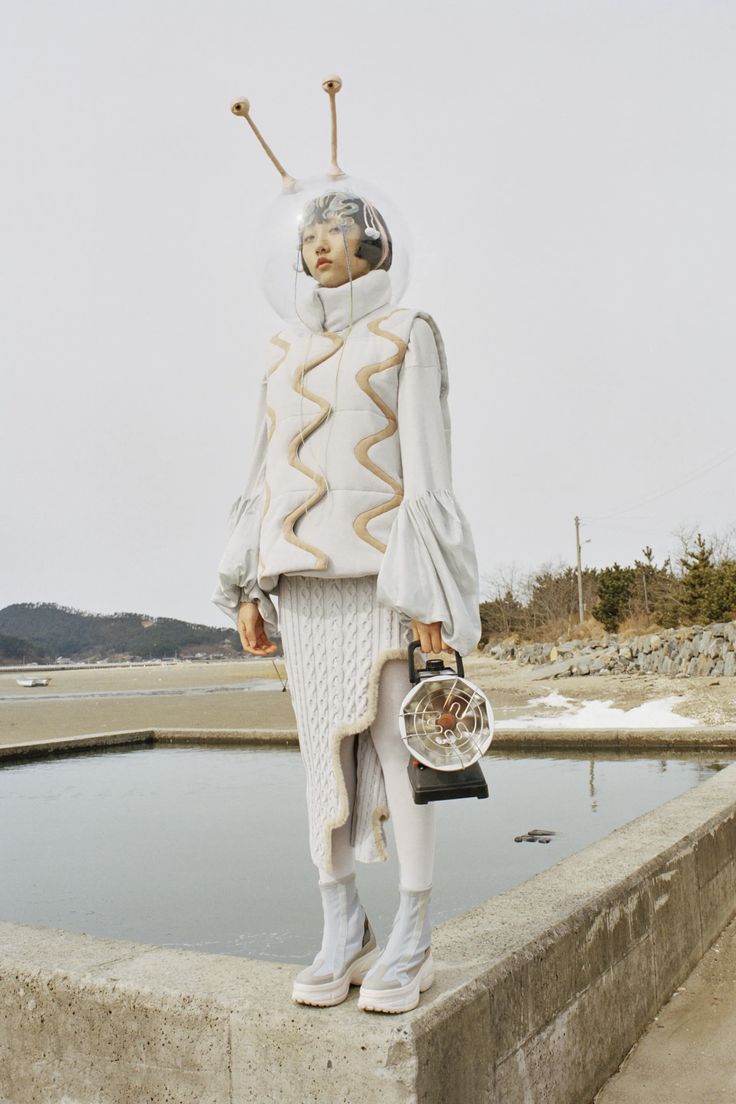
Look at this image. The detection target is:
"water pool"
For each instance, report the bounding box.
[1,743,732,963]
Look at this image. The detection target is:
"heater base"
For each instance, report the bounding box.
[407,759,489,804]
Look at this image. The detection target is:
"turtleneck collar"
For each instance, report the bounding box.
[296,268,393,334]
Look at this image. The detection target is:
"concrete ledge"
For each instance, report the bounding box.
[1,737,735,1101]
[0,729,296,760]
[0,729,155,760]
[491,724,736,749]
[152,726,299,746]
[2,725,736,761]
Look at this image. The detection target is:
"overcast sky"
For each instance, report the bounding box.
[2,0,734,627]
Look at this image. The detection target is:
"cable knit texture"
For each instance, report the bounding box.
[278,573,411,873]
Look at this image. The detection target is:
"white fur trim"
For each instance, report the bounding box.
[323,644,409,871]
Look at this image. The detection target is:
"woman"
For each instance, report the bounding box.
[212,189,481,1014]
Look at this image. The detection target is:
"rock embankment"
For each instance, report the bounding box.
[484,621,736,678]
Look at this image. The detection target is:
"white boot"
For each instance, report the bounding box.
[357,884,435,1013]
[291,872,381,1007]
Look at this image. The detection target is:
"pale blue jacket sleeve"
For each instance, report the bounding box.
[376,317,481,655]
[211,372,280,640]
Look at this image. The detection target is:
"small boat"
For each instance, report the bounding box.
[16,677,51,687]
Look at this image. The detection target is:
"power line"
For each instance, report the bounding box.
[582,443,736,524]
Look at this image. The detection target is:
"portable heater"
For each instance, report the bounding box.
[399,641,493,804]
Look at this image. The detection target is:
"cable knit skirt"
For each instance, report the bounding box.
[277,572,411,875]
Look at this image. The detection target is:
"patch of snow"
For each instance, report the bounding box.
[498,690,697,729]
[527,691,574,709]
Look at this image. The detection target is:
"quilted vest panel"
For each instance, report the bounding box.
[258,304,427,590]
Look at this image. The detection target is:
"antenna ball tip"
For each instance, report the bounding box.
[322,75,343,93]
[230,98,250,117]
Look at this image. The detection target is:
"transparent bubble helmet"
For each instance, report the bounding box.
[398,673,494,771]
[255,174,413,323]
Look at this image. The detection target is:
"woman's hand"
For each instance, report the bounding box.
[237,600,278,656]
[410,618,450,655]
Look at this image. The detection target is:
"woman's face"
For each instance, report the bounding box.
[301,216,371,287]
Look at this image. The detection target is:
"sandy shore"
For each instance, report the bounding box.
[1,654,735,746]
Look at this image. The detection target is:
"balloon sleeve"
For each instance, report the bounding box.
[211,372,280,640]
[376,317,481,655]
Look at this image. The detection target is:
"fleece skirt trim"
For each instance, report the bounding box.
[277,573,412,874]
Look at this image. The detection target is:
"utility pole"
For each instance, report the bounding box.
[575,516,585,624]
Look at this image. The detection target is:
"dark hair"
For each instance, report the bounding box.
[299,192,393,276]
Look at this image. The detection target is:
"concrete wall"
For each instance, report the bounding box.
[487,618,736,678]
[416,764,736,1102]
[1,737,735,1103]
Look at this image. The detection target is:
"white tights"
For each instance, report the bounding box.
[318,658,436,892]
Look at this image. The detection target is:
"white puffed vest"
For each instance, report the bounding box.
[212,267,481,657]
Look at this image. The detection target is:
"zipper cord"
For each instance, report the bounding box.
[298,228,355,527]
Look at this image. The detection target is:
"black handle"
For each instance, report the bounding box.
[407,638,465,684]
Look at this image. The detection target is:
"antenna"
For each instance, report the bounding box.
[322,75,345,178]
[230,98,298,193]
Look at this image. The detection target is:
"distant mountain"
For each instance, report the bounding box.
[0,602,242,663]
[0,631,50,664]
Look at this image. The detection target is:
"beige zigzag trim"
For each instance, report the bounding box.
[353,310,407,553]
[282,331,343,569]
[258,335,290,577]
[322,644,408,873]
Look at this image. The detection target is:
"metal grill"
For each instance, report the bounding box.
[399,673,494,771]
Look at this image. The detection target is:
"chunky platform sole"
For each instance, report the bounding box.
[291,945,382,1008]
[357,951,435,1014]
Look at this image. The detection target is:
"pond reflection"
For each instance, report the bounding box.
[1,743,732,963]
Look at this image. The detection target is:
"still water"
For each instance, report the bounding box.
[1,744,732,963]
